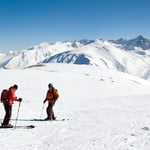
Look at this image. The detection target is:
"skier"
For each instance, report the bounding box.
[1,84,22,128]
[43,83,59,120]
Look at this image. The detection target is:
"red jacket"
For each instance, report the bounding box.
[7,87,19,106]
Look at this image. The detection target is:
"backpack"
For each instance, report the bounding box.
[0,89,9,104]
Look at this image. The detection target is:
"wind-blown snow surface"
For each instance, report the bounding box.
[0,64,150,150]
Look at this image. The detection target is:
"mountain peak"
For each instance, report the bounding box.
[136,35,145,40]
[130,35,150,49]
[113,35,150,50]
[132,35,147,43]
[137,35,145,39]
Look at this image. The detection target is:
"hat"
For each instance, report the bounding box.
[48,83,53,88]
[13,84,18,89]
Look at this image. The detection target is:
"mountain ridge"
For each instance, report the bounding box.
[0,36,150,80]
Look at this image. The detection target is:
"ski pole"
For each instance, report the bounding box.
[14,101,21,128]
[40,103,45,117]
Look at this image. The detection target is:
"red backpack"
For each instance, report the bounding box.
[0,89,9,104]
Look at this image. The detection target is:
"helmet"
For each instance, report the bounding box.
[48,83,53,88]
[13,84,18,89]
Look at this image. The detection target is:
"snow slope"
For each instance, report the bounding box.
[0,63,150,150]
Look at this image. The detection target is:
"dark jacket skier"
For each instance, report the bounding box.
[43,83,59,120]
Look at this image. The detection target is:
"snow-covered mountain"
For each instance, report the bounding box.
[112,35,150,50]
[0,36,150,80]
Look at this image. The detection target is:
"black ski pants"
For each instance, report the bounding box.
[2,104,12,125]
[46,102,56,120]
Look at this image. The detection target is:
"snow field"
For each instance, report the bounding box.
[0,64,150,149]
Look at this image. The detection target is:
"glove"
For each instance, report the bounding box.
[43,99,47,103]
[18,98,22,102]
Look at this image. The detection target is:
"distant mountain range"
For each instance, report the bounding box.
[0,35,150,80]
[112,35,150,50]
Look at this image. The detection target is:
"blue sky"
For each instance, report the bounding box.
[0,0,150,52]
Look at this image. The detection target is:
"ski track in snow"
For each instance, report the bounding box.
[0,64,150,150]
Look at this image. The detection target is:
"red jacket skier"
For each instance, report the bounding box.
[1,84,22,128]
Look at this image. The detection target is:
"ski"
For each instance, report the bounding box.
[14,125,35,129]
[32,118,68,121]
[0,125,35,129]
